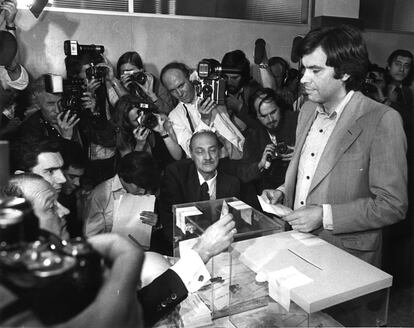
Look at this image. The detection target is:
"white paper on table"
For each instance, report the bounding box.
[257,195,293,217]
[112,194,156,249]
[175,206,203,234]
[268,266,313,311]
[291,231,327,247]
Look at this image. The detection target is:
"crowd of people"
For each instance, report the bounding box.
[0,1,412,326]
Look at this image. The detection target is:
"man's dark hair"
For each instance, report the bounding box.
[160,62,192,86]
[221,50,251,86]
[116,51,144,77]
[59,140,87,170]
[11,138,61,172]
[386,49,413,85]
[268,57,290,84]
[189,130,222,152]
[298,25,369,91]
[116,151,160,193]
[249,87,291,115]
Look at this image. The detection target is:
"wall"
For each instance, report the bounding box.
[14,8,414,80]
[314,0,360,18]
[392,0,414,32]
[15,9,307,79]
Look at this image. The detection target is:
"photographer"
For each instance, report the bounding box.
[0,232,145,328]
[243,88,297,194]
[16,75,81,143]
[1,0,29,140]
[360,64,386,101]
[65,51,124,187]
[0,0,29,92]
[161,62,245,159]
[220,50,261,131]
[112,95,182,168]
[117,51,175,114]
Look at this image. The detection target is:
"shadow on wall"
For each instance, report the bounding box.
[19,10,80,78]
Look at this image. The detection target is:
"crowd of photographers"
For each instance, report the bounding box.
[1,2,414,326]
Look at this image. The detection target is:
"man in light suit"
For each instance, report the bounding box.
[262,25,407,267]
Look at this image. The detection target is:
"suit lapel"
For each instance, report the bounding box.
[308,93,364,193]
[216,173,227,199]
[188,162,202,202]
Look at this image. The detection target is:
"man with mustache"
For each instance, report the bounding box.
[261,25,407,268]
[242,87,297,194]
[155,130,241,255]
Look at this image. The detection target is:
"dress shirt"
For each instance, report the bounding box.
[197,170,218,200]
[294,91,354,230]
[84,174,127,236]
[0,65,29,90]
[171,248,211,293]
[168,97,245,158]
[267,131,278,145]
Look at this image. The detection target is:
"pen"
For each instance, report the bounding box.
[128,234,143,248]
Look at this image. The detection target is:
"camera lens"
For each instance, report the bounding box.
[135,72,147,85]
[202,84,213,97]
[142,113,159,129]
[275,143,288,155]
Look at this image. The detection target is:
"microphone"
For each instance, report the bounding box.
[254,38,267,65]
[290,36,303,63]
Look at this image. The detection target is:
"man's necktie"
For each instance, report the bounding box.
[199,182,210,201]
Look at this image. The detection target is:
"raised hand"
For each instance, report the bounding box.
[56,111,80,140]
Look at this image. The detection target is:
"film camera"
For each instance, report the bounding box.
[44,75,88,117]
[61,78,86,115]
[135,102,159,129]
[361,71,380,95]
[0,197,103,324]
[64,40,105,57]
[64,40,107,84]
[123,69,148,86]
[264,142,290,169]
[195,60,241,105]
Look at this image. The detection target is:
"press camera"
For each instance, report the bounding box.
[0,197,103,324]
[136,102,159,129]
[195,60,241,105]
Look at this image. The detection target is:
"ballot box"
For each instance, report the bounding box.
[228,231,392,327]
[173,197,285,321]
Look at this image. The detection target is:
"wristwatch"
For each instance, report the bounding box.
[161,133,169,139]
[5,25,16,31]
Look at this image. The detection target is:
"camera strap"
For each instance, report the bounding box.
[183,104,195,133]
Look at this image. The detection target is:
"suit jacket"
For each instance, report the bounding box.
[284,92,407,266]
[137,269,188,327]
[154,159,240,255]
[243,110,298,193]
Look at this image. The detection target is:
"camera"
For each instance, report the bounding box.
[64,40,105,56]
[136,102,159,129]
[195,60,241,105]
[61,78,86,116]
[123,70,148,86]
[0,197,103,325]
[361,72,379,95]
[195,79,227,106]
[85,64,108,84]
[264,142,290,169]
